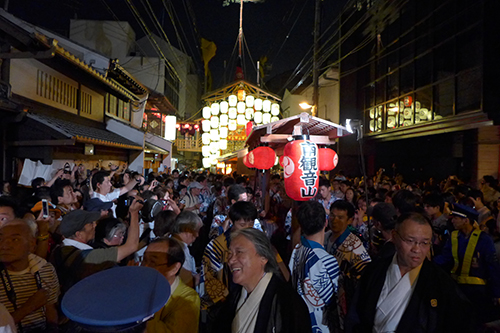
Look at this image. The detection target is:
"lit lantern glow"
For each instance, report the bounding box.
[245,108,254,120]
[254,98,263,111]
[220,114,229,126]
[237,114,247,125]
[211,155,218,165]
[211,103,220,116]
[249,147,276,169]
[228,95,237,107]
[271,116,279,122]
[202,158,211,168]
[210,116,219,129]
[220,101,229,113]
[237,89,246,101]
[229,108,237,119]
[219,139,228,150]
[201,133,211,145]
[210,129,219,141]
[219,126,228,138]
[271,103,280,116]
[210,141,219,153]
[164,115,176,141]
[237,102,245,114]
[229,119,237,131]
[203,107,211,119]
[245,95,254,107]
[254,111,263,124]
[263,100,271,112]
[202,120,211,132]
[202,145,211,157]
[263,113,271,124]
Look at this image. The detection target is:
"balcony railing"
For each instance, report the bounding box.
[175,135,202,152]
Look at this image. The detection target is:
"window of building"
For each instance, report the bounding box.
[415,53,432,89]
[415,88,433,122]
[387,70,399,100]
[456,68,481,114]
[433,79,454,118]
[434,40,455,81]
[367,105,383,133]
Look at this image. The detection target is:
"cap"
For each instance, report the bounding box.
[188,181,204,190]
[62,266,170,331]
[60,210,101,238]
[451,203,479,222]
[370,203,397,230]
[83,198,113,212]
[31,201,61,219]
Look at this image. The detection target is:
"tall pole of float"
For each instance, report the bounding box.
[312,0,320,117]
[239,0,243,58]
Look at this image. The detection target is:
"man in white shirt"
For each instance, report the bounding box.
[346,212,473,333]
[91,171,144,217]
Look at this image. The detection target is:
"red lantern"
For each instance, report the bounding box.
[318,148,339,171]
[249,147,275,170]
[246,121,253,137]
[280,139,319,201]
[243,154,254,168]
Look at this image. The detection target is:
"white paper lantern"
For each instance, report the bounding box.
[202,145,211,157]
[245,95,254,108]
[228,95,237,107]
[229,119,237,131]
[263,100,271,112]
[203,106,211,119]
[254,98,263,111]
[245,108,254,120]
[202,157,211,168]
[202,120,211,132]
[211,103,220,116]
[237,114,247,125]
[210,129,219,141]
[164,115,176,141]
[210,116,219,129]
[202,133,211,145]
[254,111,263,124]
[237,102,245,114]
[271,116,280,122]
[263,113,271,124]
[219,139,228,150]
[271,103,280,116]
[210,141,219,153]
[220,114,229,126]
[219,126,228,138]
[229,107,237,119]
[220,101,229,113]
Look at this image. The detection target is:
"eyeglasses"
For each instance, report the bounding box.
[395,231,431,248]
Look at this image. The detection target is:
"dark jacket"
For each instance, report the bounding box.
[345,257,474,333]
[213,274,312,333]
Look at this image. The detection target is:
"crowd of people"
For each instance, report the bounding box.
[0,164,499,332]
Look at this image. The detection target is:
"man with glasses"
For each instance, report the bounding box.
[346,212,473,332]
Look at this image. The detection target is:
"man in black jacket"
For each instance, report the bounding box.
[346,212,473,333]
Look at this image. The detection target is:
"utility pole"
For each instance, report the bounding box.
[312,0,321,117]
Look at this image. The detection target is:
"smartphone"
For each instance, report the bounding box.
[42,199,49,219]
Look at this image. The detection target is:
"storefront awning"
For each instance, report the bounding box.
[145,142,169,155]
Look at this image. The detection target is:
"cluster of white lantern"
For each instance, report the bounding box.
[201,93,281,168]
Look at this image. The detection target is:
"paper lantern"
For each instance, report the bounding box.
[202,158,211,168]
[254,98,263,111]
[318,148,339,171]
[280,139,319,201]
[228,95,237,107]
[237,114,247,125]
[254,111,263,124]
[202,120,211,132]
[237,102,245,114]
[263,113,271,124]
[164,115,176,141]
[246,121,253,137]
[245,108,254,120]
[210,141,219,153]
[211,155,218,165]
[219,126,228,139]
[263,100,271,112]
[271,103,280,116]
[237,89,246,101]
[211,103,220,116]
[229,107,237,119]
[245,95,254,108]
[220,101,229,113]
[243,154,254,168]
[202,133,211,145]
[249,147,276,170]
[220,114,229,126]
[228,120,237,131]
[202,145,211,157]
[219,139,228,150]
[271,116,279,122]
[210,129,219,141]
[203,107,211,119]
[210,116,219,128]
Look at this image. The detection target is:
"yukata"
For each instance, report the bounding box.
[289,236,340,333]
[198,187,213,214]
[317,194,337,221]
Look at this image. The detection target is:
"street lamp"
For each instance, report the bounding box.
[299,102,313,110]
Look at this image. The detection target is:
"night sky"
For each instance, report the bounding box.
[6,0,346,91]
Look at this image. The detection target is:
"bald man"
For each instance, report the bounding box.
[0,220,59,332]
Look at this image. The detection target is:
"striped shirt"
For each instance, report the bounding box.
[0,255,59,332]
